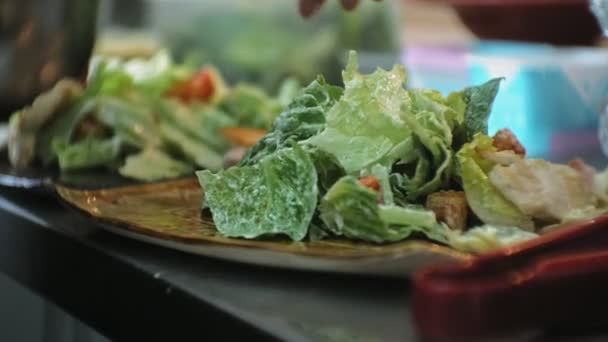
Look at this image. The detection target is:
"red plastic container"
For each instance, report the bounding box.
[413,215,608,340]
[422,0,602,45]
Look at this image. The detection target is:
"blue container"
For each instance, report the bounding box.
[467,41,608,163]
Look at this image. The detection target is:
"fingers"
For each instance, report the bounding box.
[299,0,326,18]
[340,0,359,11]
[300,0,380,18]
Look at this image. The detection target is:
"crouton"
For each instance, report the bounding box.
[492,128,526,156]
[425,191,468,231]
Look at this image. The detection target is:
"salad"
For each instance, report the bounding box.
[197,51,608,253]
[6,51,299,181]
[161,0,400,91]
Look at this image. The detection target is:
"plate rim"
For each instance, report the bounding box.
[55,180,471,276]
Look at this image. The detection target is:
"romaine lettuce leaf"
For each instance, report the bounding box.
[119,148,193,182]
[390,147,451,202]
[408,89,463,132]
[197,145,318,241]
[457,134,534,230]
[95,97,161,149]
[319,174,536,249]
[561,206,607,224]
[388,89,458,201]
[366,164,393,205]
[218,84,282,129]
[446,91,466,124]
[86,62,135,98]
[239,76,343,165]
[462,78,503,141]
[88,50,193,99]
[160,122,223,171]
[448,225,538,253]
[54,136,123,171]
[593,167,608,204]
[308,223,330,241]
[319,176,451,244]
[307,147,345,197]
[38,88,164,167]
[36,98,98,166]
[307,51,410,173]
[275,77,301,108]
[158,99,235,153]
[319,176,404,243]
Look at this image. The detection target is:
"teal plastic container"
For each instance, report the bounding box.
[467,42,608,162]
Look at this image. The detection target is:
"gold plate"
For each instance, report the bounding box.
[56,179,470,276]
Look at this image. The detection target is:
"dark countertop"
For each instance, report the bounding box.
[1,187,608,342]
[0,188,414,341]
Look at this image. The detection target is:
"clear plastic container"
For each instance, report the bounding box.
[98,0,402,91]
[467,41,608,166]
[590,0,608,159]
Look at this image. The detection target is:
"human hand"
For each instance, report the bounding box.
[299,0,381,18]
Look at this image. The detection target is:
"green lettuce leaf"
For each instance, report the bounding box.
[88,50,193,99]
[448,225,538,253]
[37,92,174,172]
[561,206,608,224]
[239,76,343,165]
[462,78,503,141]
[275,77,301,108]
[158,99,235,153]
[307,147,346,197]
[319,176,451,244]
[86,62,135,98]
[388,89,458,201]
[308,223,330,241]
[36,98,98,166]
[94,97,161,149]
[160,122,223,171]
[197,145,318,241]
[54,136,124,171]
[119,148,193,182]
[408,89,463,131]
[446,91,466,124]
[219,84,282,129]
[592,167,608,203]
[366,164,394,205]
[457,134,534,230]
[307,51,410,173]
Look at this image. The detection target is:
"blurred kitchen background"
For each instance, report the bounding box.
[1,0,608,341]
[93,0,608,166]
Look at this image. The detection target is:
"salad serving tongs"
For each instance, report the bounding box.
[413,215,608,340]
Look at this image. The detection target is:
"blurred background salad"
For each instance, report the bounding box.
[91,0,608,167]
[3,0,608,169]
[96,0,402,92]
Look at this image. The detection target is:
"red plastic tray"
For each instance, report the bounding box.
[413,215,608,340]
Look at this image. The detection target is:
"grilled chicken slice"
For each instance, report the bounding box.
[8,79,83,169]
[479,149,522,166]
[426,191,468,231]
[568,158,595,192]
[489,159,594,222]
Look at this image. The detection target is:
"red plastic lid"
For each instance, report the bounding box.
[422,0,587,6]
[413,215,608,340]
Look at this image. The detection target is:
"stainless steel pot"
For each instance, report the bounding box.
[0,0,99,118]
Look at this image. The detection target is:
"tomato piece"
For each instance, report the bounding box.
[358,175,380,192]
[166,69,215,103]
[220,127,267,148]
[188,69,214,102]
[166,80,191,102]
